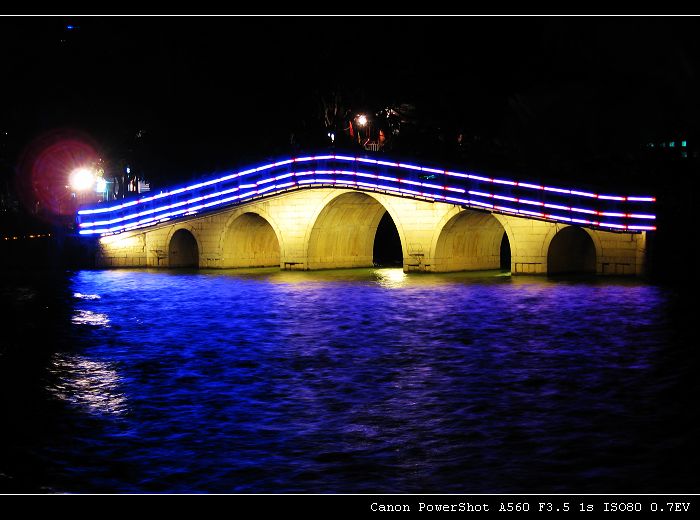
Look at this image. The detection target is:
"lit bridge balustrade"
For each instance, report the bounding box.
[76,153,655,275]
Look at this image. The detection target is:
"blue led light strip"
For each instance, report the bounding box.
[77,155,657,236]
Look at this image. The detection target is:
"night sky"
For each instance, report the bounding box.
[2,16,699,197]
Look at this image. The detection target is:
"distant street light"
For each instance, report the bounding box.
[69,167,96,192]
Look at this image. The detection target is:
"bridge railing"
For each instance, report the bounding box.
[76,154,656,237]
[364,143,384,152]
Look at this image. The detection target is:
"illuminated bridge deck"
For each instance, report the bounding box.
[76,153,656,236]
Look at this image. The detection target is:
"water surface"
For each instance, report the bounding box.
[0,268,696,493]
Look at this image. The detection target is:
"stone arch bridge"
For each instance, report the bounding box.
[77,154,656,275]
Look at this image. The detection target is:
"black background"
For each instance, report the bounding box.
[2,16,699,186]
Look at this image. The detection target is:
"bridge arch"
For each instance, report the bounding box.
[221,211,282,268]
[167,227,200,268]
[305,190,406,269]
[431,208,512,272]
[546,225,598,275]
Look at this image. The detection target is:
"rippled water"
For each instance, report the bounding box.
[1,268,698,493]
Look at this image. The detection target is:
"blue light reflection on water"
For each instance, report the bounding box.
[4,268,698,493]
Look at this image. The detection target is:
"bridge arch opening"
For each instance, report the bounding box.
[433,210,509,272]
[222,212,281,268]
[307,192,402,269]
[547,226,596,275]
[373,211,403,267]
[168,229,199,268]
[500,231,511,271]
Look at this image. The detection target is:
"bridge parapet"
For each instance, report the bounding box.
[76,153,656,238]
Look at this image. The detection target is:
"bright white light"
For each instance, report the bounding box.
[357,114,368,126]
[70,168,95,192]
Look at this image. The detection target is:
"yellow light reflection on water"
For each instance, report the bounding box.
[47,354,128,417]
[374,268,408,288]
